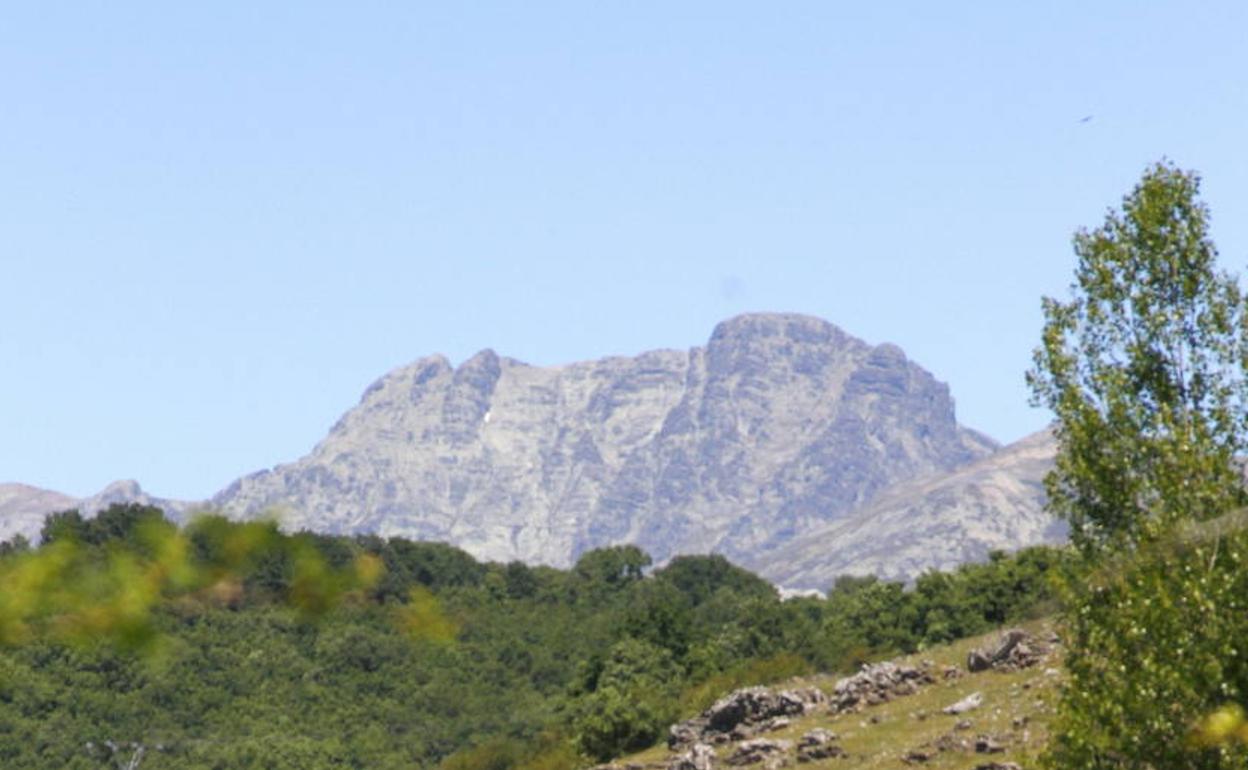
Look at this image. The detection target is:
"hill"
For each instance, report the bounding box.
[604,621,1062,770]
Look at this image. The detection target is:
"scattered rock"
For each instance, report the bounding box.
[975,763,1022,770]
[974,736,1007,754]
[942,692,984,715]
[934,732,971,752]
[955,719,974,731]
[902,748,936,764]
[828,661,935,713]
[669,743,716,770]
[725,739,792,767]
[796,744,844,763]
[795,731,845,764]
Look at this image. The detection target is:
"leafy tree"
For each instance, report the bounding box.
[572,638,680,761]
[654,554,776,607]
[1029,161,1248,768]
[1028,160,1248,551]
[573,545,650,594]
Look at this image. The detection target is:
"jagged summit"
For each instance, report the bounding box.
[210,313,1008,572]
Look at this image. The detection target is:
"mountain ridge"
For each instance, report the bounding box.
[209,313,1015,573]
[3,313,1063,582]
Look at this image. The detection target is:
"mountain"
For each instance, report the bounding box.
[211,313,1003,570]
[0,480,192,545]
[0,483,77,544]
[756,429,1063,588]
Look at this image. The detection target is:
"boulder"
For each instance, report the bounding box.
[942,692,984,715]
[967,629,1048,672]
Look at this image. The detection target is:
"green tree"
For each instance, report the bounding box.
[1029,161,1248,768]
[1028,160,1248,551]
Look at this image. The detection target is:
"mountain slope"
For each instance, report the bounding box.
[212,313,998,568]
[0,481,191,545]
[0,483,76,544]
[757,429,1063,588]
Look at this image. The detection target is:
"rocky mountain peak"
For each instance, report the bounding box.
[210,314,1015,572]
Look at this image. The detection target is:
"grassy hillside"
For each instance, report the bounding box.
[610,619,1062,770]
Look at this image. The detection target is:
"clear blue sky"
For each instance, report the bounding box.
[3,2,1246,500]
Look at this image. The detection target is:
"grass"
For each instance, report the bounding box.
[611,619,1061,769]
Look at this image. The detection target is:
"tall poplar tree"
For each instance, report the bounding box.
[1031,162,1248,768]
[1028,160,1248,551]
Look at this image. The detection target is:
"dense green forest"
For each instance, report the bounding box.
[0,503,1062,769]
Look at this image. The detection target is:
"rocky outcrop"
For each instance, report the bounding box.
[669,686,827,750]
[966,629,1051,673]
[828,661,936,713]
[210,313,1001,571]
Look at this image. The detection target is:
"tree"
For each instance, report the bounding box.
[1029,161,1248,768]
[1028,160,1248,551]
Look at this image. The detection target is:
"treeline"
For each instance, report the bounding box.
[0,504,1064,769]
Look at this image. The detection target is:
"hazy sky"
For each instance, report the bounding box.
[3,2,1247,500]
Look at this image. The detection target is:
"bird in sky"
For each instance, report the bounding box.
[1079,115,1093,123]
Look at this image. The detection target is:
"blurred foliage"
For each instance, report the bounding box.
[1046,517,1248,768]
[0,505,1062,768]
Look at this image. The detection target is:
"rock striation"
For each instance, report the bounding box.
[210,313,1000,570]
[755,429,1063,587]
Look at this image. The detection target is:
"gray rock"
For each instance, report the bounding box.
[968,629,1047,672]
[974,736,1006,754]
[796,729,836,748]
[670,685,825,749]
[669,743,716,770]
[829,661,934,713]
[0,480,195,545]
[725,739,792,767]
[758,430,1063,587]
[942,692,984,715]
[207,313,1012,577]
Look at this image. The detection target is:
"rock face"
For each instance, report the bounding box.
[755,429,1063,587]
[211,313,998,570]
[0,483,77,544]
